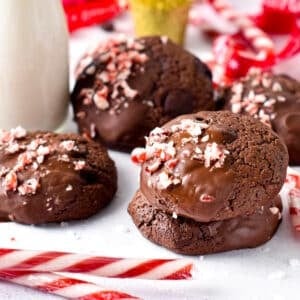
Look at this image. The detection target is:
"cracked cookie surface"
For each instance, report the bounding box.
[137,111,288,222]
[128,190,282,255]
[219,70,300,165]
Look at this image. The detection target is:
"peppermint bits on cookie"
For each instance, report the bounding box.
[0,128,91,196]
[72,36,214,151]
[128,111,288,255]
[131,115,230,191]
[0,129,117,225]
[130,111,288,224]
[223,70,285,126]
[221,70,300,165]
[75,36,148,113]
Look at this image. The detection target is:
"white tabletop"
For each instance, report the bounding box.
[0,1,299,299]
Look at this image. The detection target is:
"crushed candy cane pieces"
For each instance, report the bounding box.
[199,194,215,203]
[204,143,230,170]
[227,70,287,125]
[0,127,90,195]
[131,118,229,189]
[18,179,39,196]
[4,171,18,191]
[74,160,86,171]
[76,37,149,115]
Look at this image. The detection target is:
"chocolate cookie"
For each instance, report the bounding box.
[219,70,300,165]
[0,127,117,224]
[128,191,282,255]
[131,111,288,223]
[71,36,214,151]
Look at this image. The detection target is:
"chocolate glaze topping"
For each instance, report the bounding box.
[132,111,288,222]
[72,36,214,151]
[0,128,117,224]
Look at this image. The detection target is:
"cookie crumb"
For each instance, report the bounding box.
[66,185,73,191]
[269,207,279,215]
[60,222,69,227]
[74,160,86,170]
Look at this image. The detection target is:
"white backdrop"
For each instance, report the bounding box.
[0,1,299,299]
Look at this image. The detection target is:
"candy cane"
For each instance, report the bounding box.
[0,270,137,300]
[208,0,275,56]
[286,168,300,232]
[289,188,300,232]
[286,167,300,189]
[200,0,277,83]
[0,249,193,280]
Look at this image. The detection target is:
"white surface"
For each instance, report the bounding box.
[0,1,300,299]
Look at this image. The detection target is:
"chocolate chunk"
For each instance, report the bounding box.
[206,125,237,144]
[71,36,214,152]
[163,90,195,117]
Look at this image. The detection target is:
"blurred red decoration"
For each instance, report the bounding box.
[203,0,300,84]
[62,0,300,85]
[256,0,300,34]
[62,0,127,32]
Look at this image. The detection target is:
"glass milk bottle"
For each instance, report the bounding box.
[0,0,69,130]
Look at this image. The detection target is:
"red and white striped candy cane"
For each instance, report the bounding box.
[289,188,300,232]
[208,0,275,57]
[286,168,300,232]
[0,249,193,280]
[286,167,300,189]
[202,0,277,83]
[0,270,138,300]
